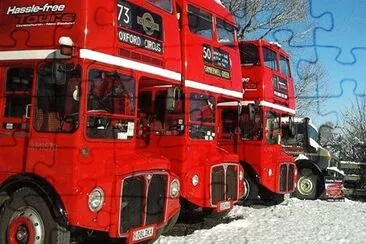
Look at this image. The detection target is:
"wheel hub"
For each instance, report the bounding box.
[298,176,314,195]
[16,226,28,242]
[8,207,44,244]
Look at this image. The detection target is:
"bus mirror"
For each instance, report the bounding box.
[166,87,180,111]
[238,103,242,115]
[248,104,255,121]
[289,117,296,136]
[73,85,80,101]
[52,62,66,85]
[166,88,176,111]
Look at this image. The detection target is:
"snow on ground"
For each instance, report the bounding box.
[157,198,366,244]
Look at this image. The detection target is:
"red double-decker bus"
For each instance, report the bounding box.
[0,0,183,242]
[218,40,296,204]
[137,0,245,217]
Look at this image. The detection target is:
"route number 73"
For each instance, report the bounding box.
[117,3,131,27]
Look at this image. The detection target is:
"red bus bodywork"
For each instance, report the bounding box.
[0,0,182,241]
[218,40,297,197]
[136,0,245,213]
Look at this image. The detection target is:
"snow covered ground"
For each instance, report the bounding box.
[157,198,366,244]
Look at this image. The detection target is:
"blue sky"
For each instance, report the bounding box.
[282,0,366,128]
[241,0,366,128]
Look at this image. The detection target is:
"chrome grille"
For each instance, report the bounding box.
[211,164,238,205]
[120,173,167,234]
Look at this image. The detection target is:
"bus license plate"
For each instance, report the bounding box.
[132,226,155,242]
[218,201,232,212]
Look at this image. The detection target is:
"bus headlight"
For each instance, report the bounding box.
[170,179,180,198]
[88,187,104,212]
[191,174,199,187]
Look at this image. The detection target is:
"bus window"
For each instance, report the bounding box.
[239,106,262,140]
[88,70,135,115]
[279,55,291,77]
[240,44,259,66]
[216,18,235,45]
[263,47,278,70]
[189,93,215,140]
[5,67,33,118]
[87,69,136,140]
[266,111,280,144]
[35,62,81,133]
[146,0,172,13]
[221,109,237,139]
[188,5,213,40]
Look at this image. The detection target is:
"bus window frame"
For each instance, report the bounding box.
[279,55,292,77]
[263,46,278,71]
[240,43,260,66]
[85,65,137,141]
[216,18,236,47]
[33,61,81,134]
[187,4,214,40]
[146,0,174,13]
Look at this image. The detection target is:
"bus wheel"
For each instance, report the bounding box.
[294,168,318,200]
[0,187,70,244]
[239,175,258,206]
[259,187,284,206]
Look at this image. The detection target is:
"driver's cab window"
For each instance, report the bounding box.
[4,67,33,119]
[220,109,237,139]
[189,93,216,140]
[88,70,134,115]
[240,105,262,140]
[35,62,81,133]
[86,69,136,140]
[153,88,184,136]
[265,111,280,144]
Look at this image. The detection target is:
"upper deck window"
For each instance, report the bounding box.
[216,19,235,46]
[146,0,172,13]
[240,44,259,66]
[279,55,291,77]
[263,47,278,70]
[188,5,213,40]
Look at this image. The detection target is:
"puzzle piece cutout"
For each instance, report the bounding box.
[272,0,366,127]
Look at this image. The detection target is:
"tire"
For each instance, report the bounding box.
[294,168,319,200]
[0,187,70,244]
[239,174,259,206]
[259,187,284,206]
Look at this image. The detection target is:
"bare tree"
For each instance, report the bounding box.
[295,61,328,117]
[337,95,366,162]
[221,0,310,39]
